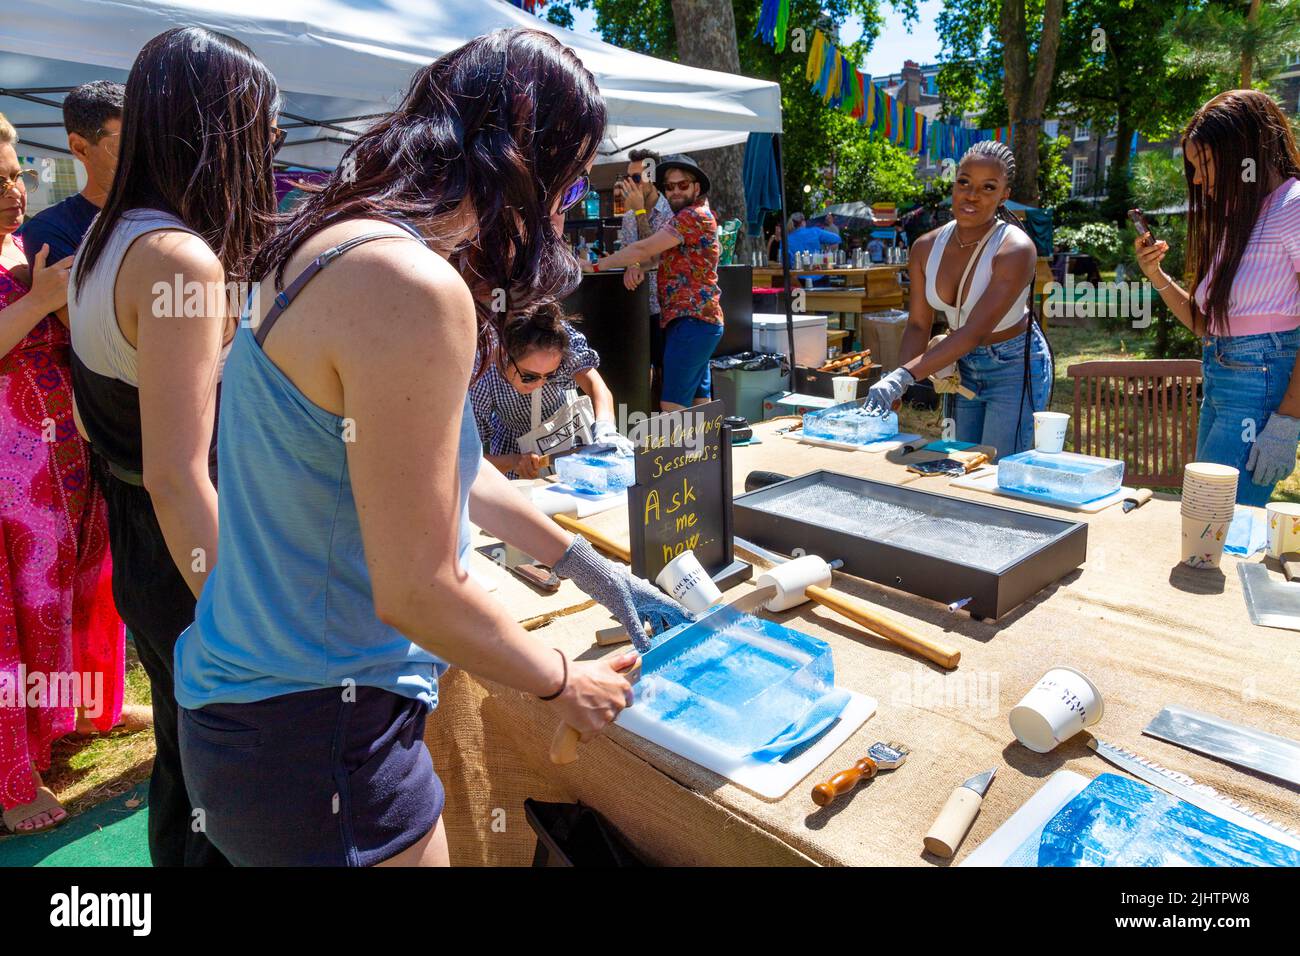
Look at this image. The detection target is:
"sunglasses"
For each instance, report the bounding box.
[508,354,561,385]
[270,126,287,156]
[662,179,696,193]
[558,173,590,213]
[0,168,39,194]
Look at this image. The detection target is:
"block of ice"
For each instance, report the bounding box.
[1030,773,1300,867]
[555,450,635,495]
[997,449,1124,505]
[802,401,898,445]
[633,612,840,758]
[747,482,1057,570]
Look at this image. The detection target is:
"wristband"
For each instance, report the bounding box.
[538,648,568,701]
[634,208,647,217]
[592,261,600,272]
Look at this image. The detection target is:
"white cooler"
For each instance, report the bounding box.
[751,313,828,368]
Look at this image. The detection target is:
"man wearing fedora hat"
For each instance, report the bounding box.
[584,154,722,411]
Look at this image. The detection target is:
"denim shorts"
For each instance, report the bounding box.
[179,685,440,866]
[1198,328,1300,507]
[662,316,724,406]
[954,323,1053,460]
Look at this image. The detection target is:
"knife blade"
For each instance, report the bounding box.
[1089,737,1300,851]
[1143,705,1300,787]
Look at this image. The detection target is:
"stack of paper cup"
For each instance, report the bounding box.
[1180,462,1239,569]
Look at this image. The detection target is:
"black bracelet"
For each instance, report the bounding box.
[538,648,567,701]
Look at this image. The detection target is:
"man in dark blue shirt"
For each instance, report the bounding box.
[19,81,123,321]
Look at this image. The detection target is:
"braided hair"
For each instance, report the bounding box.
[958,140,1025,233]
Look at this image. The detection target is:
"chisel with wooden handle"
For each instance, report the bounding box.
[811,741,909,806]
[549,652,643,765]
[552,512,631,563]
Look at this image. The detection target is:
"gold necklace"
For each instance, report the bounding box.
[952,221,995,249]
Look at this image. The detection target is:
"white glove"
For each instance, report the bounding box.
[593,419,636,457]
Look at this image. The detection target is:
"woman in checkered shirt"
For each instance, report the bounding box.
[470,305,631,478]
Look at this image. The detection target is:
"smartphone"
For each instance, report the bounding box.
[1127,208,1155,247]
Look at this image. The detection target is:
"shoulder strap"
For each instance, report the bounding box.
[253,228,424,347]
[953,222,1000,323]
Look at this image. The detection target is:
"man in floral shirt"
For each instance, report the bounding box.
[587,154,722,411]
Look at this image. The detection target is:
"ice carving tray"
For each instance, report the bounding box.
[733,470,1088,621]
[950,465,1139,513]
[614,611,875,799]
[782,429,922,454]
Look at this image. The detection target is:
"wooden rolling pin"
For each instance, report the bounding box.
[553,512,631,563]
[549,653,643,764]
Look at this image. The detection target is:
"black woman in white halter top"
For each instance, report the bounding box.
[865,142,1053,460]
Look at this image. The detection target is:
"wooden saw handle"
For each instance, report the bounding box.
[549,655,643,765]
[804,585,961,670]
[553,512,631,563]
[811,757,879,807]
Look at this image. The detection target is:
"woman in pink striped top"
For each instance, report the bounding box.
[1136,89,1300,506]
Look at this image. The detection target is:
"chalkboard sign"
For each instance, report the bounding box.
[627,399,752,590]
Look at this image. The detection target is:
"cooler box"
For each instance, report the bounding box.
[752,313,828,368]
[761,391,837,420]
[711,362,789,424]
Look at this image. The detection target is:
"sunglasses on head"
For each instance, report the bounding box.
[270,126,287,156]
[558,173,590,213]
[508,354,561,385]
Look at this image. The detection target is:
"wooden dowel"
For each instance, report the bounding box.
[805,585,961,670]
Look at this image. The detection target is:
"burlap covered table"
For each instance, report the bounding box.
[425,420,1300,866]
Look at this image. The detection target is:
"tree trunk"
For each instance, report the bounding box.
[1242,0,1262,87]
[1000,0,1065,205]
[1103,112,1134,225]
[670,0,750,251]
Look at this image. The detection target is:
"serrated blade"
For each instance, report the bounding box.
[1089,738,1300,851]
[641,585,778,672]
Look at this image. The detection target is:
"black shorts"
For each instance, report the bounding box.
[179,685,441,866]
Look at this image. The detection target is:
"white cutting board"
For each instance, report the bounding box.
[530,483,628,518]
[960,770,1090,866]
[782,430,922,454]
[950,466,1137,513]
[616,690,876,800]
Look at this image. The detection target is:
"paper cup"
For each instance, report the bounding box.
[1009,666,1104,753]
[832,376,860,403]
[1185,462,1240,483]
[1033,411,1069,453]
[1180,514,1231,569]
[1266,502,1300,559]
[655,550,722,613]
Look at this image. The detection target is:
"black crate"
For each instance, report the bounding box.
[795,364,881,398]
[733,470,1087,621]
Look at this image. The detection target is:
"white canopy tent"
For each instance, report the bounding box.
[0,0,783,171]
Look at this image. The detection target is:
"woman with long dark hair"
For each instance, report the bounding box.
[68,27,281,866]
[1136,89,1300,505]
[867,141,1052,459]
[173,28,685,867]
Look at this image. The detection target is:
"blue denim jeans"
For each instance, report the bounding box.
[1197,328,1300,507]
[954,323,1053,460]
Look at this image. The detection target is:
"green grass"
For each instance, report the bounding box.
[0,637,153,844]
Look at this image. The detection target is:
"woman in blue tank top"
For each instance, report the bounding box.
[174,28,688,867]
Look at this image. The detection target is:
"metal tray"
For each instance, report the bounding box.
[733,470,1087,620]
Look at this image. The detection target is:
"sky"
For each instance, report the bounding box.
[568,0,944,77]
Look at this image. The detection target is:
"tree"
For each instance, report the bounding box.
[547,0,911,228]
[1038,134,1072,209]
[831,113,923,205]
[1051,0,1211,224]
[936,0,1066,205]
[1165,0,1300,89]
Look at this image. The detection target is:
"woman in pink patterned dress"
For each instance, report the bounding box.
[0,114,124,833]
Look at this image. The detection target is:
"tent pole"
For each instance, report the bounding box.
[773,133,796,383]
